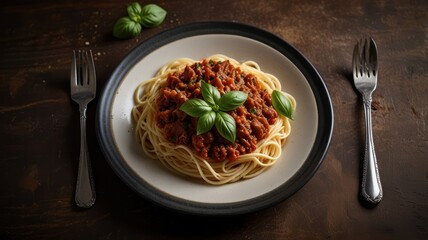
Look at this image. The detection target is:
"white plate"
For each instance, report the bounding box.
[96,22,333,215]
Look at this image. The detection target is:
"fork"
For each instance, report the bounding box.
[71,50,96,208]
[353,37,383,204]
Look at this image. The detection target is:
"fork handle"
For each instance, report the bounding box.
[361,95,383,204]
[75,105,96,208]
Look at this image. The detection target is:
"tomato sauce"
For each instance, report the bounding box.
[156,59,278,161]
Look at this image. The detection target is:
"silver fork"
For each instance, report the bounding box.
[71,50,96,208]
[353,37,383,204]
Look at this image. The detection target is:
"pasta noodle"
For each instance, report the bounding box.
[132,54,296,185]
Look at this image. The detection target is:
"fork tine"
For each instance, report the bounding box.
[368,37,378,77]
[71,50,77,87]
[86,50,97,91]
[80,50,89,86]
[352,44,358,77]
[353,42,360,78]
[77,50,82,85]
[363,37,371,77]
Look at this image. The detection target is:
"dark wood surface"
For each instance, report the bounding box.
[1,0,427,239]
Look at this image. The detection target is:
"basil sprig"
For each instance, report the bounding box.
[272,90,294,119]
[139,4,168,28]
[179,98,212,118]
[113,2,167,39]
[113,17,142,39]
[218,91,248,111]
[127,2,143,23]
[180,81,247,143]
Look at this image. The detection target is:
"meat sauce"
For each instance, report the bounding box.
[156,59,278,161]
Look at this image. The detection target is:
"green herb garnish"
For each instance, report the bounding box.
[127,2,143,23]
[272,90,294,119]
[113,2,167,39]
[179,81,247,143]
[139,4,167,28]
[112,17,142,39]
[178,98,212,117]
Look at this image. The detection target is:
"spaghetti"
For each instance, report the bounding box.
[132,54,296,185]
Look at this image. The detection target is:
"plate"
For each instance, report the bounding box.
[96,22,333,215]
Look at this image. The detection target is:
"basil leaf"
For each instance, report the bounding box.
[139,4,167,28]
[113,17,141,39]
[272,90,294,119]
[218,91,248,112]
[127,2,142,23]
[201,81,221,106]
[197,111,216,135]
[215,112,236,143]
[179,99,212,117]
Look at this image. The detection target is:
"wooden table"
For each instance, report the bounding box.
[1,0,427,239]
